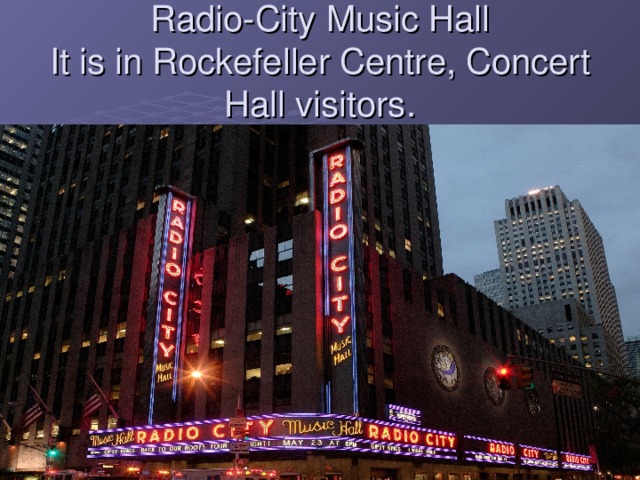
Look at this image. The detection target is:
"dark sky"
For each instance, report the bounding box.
[430,125,640,339]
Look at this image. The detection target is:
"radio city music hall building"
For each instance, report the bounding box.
[0,126,595,480]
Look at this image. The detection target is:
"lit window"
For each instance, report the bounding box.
[98,329,108,343]
[275,363,292,375]
[245,368,261,380]
[249,248,265,269]
[277,240,293,262]
[110,385,120,401]
[276,325,292,335]
[116,323,126,339]
[294,192,310,206]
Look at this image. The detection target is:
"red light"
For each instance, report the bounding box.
[499,367,508,376]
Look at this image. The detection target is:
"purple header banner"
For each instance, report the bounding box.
[2,0,639,123]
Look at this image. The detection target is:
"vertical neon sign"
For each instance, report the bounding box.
[320,142,360,415]
[148,187,195,425]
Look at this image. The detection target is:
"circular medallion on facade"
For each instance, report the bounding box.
[484,367,506,406]
[526,388,542,417]
[431,345,460,392]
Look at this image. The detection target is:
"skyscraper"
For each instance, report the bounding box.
[626,336,640,379]
[0,125,42,286]
[494,186,627,374]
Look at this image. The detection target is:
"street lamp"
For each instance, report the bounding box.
[189,369,243,410]
[189,369,245,473]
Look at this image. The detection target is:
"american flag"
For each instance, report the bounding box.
[17,387,45,430]
[82,380,104,418]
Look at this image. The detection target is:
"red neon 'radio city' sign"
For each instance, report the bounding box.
[149,188,195,423]
[326,152,351,335]
[323,148,357,372]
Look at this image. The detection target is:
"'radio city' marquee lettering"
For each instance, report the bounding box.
[563,453,590,465]
[464,435,516,465]
[562,452,593,470]
[489,442,515,455]
[149,189,195,423]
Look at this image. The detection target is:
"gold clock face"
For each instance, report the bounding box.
[484,367,505,406]
[526,389,542,417]
[431,345,460,392]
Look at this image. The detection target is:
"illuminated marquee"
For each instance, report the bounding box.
[386,404,422,426]
[463,435,516,465]
[562,452,593,471]
[87,413,457,461]
[149,188,195,424]
[520,445,559,469]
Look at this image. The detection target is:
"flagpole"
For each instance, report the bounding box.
[29,386,57,422]
[87,374,120,421]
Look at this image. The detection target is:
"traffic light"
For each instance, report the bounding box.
[46,447,59,459]
[496,366,512,390]
[513,365,534,390]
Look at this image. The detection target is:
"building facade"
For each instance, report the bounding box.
[494,186,627,375]
[512,300,610,372]
[0,128,596,480]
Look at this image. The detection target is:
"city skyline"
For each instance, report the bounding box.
[431,125,640,339]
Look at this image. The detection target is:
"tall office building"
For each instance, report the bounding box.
[0,125,42,287]
[626,336,640,379]
[494,186,627,375]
